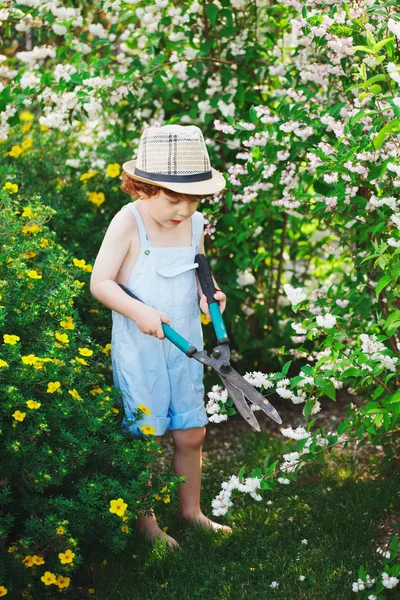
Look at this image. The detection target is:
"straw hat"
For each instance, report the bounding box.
[122,124,226,195]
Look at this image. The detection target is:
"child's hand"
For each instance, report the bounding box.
[200,290,226,317]
[133,304,171,339]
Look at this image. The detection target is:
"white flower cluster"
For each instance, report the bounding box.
[243,371,274,389]
[211,474,262,516]
[352,575,375,592]
[283,283,307,306]
[359,334,398,372]
[214,119,235,134]
[316,313,337,329]
[382,572,399,589]
[205,385,229,423]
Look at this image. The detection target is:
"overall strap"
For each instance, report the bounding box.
[192,211,205,254]
[127,203,150,251]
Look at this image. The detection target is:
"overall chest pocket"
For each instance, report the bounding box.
[155,262,199,313]
[119,319,161,391]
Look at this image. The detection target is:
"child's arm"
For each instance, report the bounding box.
[196,229,226,317]
[90,210,170,339]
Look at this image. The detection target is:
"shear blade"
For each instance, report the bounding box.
[222,368,282,426]
[222,377,261,432]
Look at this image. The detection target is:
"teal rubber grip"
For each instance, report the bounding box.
[209,302,228,342]
[162,323,194,355]
[118,284,197,357]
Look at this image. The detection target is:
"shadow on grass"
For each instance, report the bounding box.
[78,432,399,600]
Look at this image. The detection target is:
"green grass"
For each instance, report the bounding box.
[79,431,399,600]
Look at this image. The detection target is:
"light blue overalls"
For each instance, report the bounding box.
[111,202,209,436]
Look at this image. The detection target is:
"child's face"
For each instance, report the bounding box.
[143,189,200,228]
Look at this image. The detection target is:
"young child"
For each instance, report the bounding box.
[90,124,232,549]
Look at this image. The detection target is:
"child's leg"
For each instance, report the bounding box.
[136,435,180,549]
[170,427,232,534]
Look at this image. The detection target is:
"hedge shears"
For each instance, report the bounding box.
[119,254,282,431]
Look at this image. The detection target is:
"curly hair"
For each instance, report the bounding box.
[120,171,214,202]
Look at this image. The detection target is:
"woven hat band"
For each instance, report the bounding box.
[134,167,213,183]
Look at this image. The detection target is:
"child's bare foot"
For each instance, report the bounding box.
[182,512,232,534]
[137,523,180,550]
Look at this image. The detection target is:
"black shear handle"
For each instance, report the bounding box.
[195,253,229,345]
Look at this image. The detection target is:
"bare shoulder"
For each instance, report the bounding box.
[107,204,138,239]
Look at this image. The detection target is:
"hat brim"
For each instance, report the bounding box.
[122,159,226,196]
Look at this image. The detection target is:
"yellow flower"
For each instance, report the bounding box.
[75,357,88,365]
[137,404,151,416]
[3,334,20,345]
[26,400,41,409]
[55,332,69,344]
[0,359,9,368]
[102,343,111,355]
[60,316,74,330]
[109,498,128,517]
[111,407,119,414]
[12,410,26,422]
[47,381,61,393]
[21,206,32,217]
[139,425,156,435]
[88,191,105,206]
[106,163,121,178]
[8,145,23,158]
[121,525,129,532]
[22,354,38,365]
[200,313,212,325]
[24,250,36,258]
[58,549,75,564]
[55,576,70,589]
[79,171,98,181]
[20,111,34,121]
[2,182,18,193]
[21,138,32,150]
[40,124,49,132]
[40,571,57,585]
[0,587,7,597]
[163,495,171,504]
[31,555,45,565]
[91,386,104,395]
[22,224,42,235]
[40,237,50,248]
[22,555,34,567]
[88,589,95,595]
[56,526,65,535]
[73,258,86,269]
[78,347,93,357]
[68,389,82,401]
[74,279,85,287]
[27,269,42,279]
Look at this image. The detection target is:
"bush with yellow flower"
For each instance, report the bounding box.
[0,192,179,598]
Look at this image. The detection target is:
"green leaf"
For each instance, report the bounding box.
[281,360,292,377]
[383,310,400,330]
[249,105,258,122]
[376,275,392,298]
[350,45,376,54]
[263,454,270,473]
[303,399,314,420]
[205,3,219,27]
[321,380,336,401]
[369,84,382,95]
[358,565,367,581]
[238,464,246,482]
[341,367,361,378]
[373,119,400,150]
[374,37,394,52]
[337,421,348,435]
